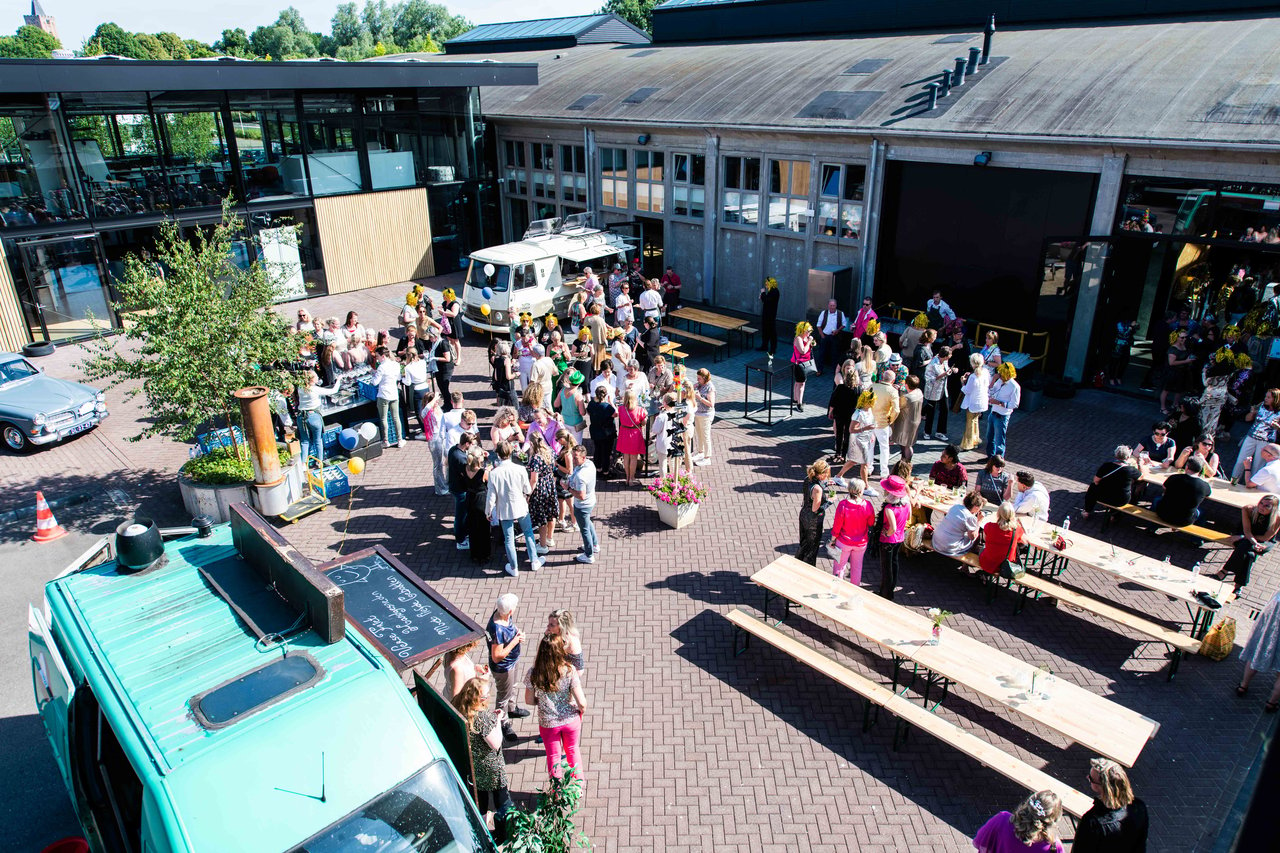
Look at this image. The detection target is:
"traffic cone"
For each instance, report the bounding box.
[33,491,68,543]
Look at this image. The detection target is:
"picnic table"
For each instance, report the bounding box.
[915,484,1231,637]
[750,556,1161,767]
[1141,469,1261,511]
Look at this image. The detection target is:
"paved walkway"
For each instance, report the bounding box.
[2,278,1272,851]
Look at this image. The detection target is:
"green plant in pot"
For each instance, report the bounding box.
[82,198,300,486]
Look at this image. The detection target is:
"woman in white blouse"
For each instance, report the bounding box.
[959,352,990,452]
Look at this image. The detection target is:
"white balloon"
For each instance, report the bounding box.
[483,263,496,277]
[358,422,378,442]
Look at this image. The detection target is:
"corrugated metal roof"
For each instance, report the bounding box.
[411,15,1280,145]
[447,14,649,47]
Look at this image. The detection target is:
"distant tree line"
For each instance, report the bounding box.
[1,2,471,62]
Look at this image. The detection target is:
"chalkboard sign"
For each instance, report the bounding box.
[321,546,483,671]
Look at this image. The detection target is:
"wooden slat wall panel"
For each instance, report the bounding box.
[313,188,435,294]
[0,241,31,351]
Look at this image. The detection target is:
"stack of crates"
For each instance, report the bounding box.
[196,426,246,455]
[357,378,379,402]
[321,424,342,454]
[308,463,351,499]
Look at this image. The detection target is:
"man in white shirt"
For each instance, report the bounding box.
[925,290,957,330]
[485,441,544,576]
[567,444,599,563]
[440,393,470,448]
[528,344,556,405]
[1244,443,1280,492]
[814,298,846,373]
[1011,470,1050,521]
[373,347,404,448]
[637,278,664,325]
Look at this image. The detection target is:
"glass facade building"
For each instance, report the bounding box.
[0,58,535,348]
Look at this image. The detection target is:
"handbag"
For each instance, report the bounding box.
[800,358,819,378]
[1199,616,1236,661]
[997,529,1025,580]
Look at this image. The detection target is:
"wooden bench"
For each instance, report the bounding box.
[725,608,1094,819]
[664,327,729,361]
[923,544,1201,679]
[1101,503,1233,546]
[735,325,758,350]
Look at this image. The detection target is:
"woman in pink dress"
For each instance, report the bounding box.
[828,478,876,584]
[792,321,816,412]
[616,389,648,486]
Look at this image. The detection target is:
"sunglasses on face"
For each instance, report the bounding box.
[1153,431,1167,437]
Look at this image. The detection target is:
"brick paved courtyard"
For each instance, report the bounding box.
[3,278,1275,851]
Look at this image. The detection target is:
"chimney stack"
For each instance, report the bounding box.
[981,14,996,65]
[953,57,967,87]
[938,69,952,98]
[926,82,940,111]
[967,46,981,75]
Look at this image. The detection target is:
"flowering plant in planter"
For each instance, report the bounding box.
[645,473,708,507]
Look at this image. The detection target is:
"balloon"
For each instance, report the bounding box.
[358,422,379,442]
[338,428,359,451]
[483,263,496,277]
[347,456,365,475]
[481,303,491,316]
[481,286,494,300]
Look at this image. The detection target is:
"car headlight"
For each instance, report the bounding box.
[493,311,505,324]
[32,413,45,426]
[96,391,105,403]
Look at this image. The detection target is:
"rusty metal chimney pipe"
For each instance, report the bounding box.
[234,386,283,488]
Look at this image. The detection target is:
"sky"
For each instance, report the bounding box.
[18,0,603,52]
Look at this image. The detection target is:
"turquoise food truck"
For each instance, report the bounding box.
[28,504,492,852]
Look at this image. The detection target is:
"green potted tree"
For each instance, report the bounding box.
[83,200,300,522]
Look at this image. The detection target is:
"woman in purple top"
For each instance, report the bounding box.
[974,791,1065,853]
[877,476,912,600]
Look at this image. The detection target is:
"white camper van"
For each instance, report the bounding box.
[460,213,634,333]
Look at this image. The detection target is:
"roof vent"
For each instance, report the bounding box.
[115,517,167,574]
[622,87,661,105]
[795,91,881,121]
[566,94,603,111]
[843,59,891,75]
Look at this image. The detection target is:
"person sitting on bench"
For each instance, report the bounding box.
[1081,445,1146,518]
[1153,456,1211,527]
[932,492,985,556]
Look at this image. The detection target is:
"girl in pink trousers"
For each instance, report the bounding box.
[828,478,876,584]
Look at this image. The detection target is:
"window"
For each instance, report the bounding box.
[191,653,323,729]
[768,159,811,233]
[817,163,866,240]
[672,153,705,218]
[560,144,587,204]
[227,92,306,203]
[362,93,424,190]
[1116,177,1214,237]
[634,150,665,213]
[0,99,86,225]
[600,147,628,209]
[503,140,527,195]
[722,155,760,225]
[531,142,556,199]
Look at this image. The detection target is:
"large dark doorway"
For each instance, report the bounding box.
[877,161,1097,366]
[636,216,664,279]
[13,235,118,342]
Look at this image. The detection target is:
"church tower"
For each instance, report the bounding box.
[23,1,59,43]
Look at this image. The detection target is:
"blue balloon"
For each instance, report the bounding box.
[481,286,494,300]
[338,428,359,451]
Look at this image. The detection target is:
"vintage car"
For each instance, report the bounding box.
[0,351,108,452]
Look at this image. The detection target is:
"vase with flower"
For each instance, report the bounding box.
[927,607,953,645]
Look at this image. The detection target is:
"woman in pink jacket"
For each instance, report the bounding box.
[828,478,876,583]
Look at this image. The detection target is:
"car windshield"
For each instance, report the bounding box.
[292,760,495,853]
[0,359,38,386]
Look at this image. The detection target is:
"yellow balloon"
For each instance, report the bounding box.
[347,456,365,475]
[480,303,491,316]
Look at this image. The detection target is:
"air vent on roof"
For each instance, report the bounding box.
[566,94,603,111]
[622,87,661,105]
[843,59,890,75]
[630,49,658,58]
[796,91,881,121]
[933,34,975,44]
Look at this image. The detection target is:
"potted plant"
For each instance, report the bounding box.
[82,200,301,522]
[502,761,589,852]
[644,471,707,529]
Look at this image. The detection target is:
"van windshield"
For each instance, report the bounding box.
[468,262,532,294]
[292,760,496,853]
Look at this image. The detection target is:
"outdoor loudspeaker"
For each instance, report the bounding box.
[115,516,166,574]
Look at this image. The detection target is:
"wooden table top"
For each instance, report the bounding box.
[1141,468,1261,511]
[669,306,750,331]
[751,555,1160,767]
[1021,524,1234,609]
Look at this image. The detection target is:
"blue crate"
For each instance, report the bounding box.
[309,463,350,499]
[321,423,342,452]
[197,426,245,455]
[357,378,379,402]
